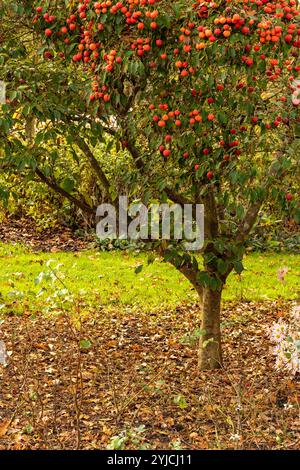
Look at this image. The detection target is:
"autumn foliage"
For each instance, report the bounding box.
[28,0,300,369]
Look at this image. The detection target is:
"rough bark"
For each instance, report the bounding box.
[198,286,223,370]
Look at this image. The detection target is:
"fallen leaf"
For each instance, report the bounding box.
[0,419,10,438]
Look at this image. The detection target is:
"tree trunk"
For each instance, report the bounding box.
[198,286,223,370]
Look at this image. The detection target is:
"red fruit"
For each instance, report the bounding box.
[285,193,293,202]
[183,152,189,158]
[72,53,82,62]
[207,171,214,180]
[195,164,200,171]
[36,7,43,13]
[45,29,52,37]
[150,22,158,29]
[165,135,172,142]
[44,51,53,59]
[156,39,163,46]
[103,94,110,102]
[207,113,215,121]
[203,148,210,155]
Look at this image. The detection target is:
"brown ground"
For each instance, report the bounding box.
[0,300,299,450]
[0,216,91,252]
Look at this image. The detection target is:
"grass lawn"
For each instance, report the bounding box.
[0,243,299,314]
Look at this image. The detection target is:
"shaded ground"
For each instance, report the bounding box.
[0,216,90,252]
[0,301,299,450]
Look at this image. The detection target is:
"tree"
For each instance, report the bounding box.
[2,0,300,369]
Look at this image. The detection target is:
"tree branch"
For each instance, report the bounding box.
[73,135,112,201]
[35,168,95,216]
[236,199,263,244]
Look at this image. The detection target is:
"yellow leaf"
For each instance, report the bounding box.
[0,419,10,438]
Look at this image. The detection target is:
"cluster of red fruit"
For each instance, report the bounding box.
[35,1,300,76]
[151,105,216,129]
[33,0,299,187]
[150,101,245,176]
[90,78,110,102]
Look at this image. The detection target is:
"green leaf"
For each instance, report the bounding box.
[135,264,143,275]
[174,394,188,409]
[234,261,244,275]
[61,177,75,194]
[9,90,17,101]
[80,339,92,350]
[217,259,228,275]
[217,111,227,124]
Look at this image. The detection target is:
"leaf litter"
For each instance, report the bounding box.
[0,300,299,450]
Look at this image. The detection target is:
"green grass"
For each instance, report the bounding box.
[0,243,299,314]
